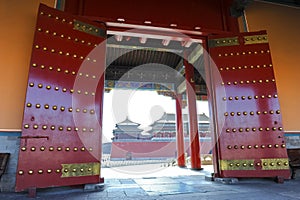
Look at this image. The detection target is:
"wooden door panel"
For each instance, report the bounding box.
[209,31,290,179]
[15,4,106,192]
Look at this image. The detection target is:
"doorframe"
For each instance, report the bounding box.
[101,21,218,170]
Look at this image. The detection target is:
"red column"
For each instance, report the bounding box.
[176,93,186,167]
[184,57,202,170]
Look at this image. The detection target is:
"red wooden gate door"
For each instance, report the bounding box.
[15,4,106,192]
[208,31,290,179]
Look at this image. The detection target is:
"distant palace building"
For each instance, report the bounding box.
[150,113,210,139]
[112,117,143,140]
[110,113,212,160]
[112,113,211,141]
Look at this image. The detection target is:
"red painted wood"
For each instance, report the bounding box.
[15,4,106,192]
[184,56,202,170]
[175,94,186,167]
[64,0,238,34]
[221,0,240,33]
[208,31,290,178]
[202,41,221,176]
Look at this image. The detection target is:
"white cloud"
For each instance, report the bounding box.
[102,89,209,143]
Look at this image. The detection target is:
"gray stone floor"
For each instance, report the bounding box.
[1,166,300,200]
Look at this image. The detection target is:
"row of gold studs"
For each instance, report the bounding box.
[225,127,283,133]
[23,124,95,132]
[32,63,76,74]
[28,83,96,96]
[74,21,101,34]
[224,110,280,116]
[37,27,98,47]
[227,161,288,168]
[214,36,267,45]
[219,64,272,71]
[215,38,238,44]
[218,49,270,57]
[223,94,278,101]
[26,103,95,114]
[244,36,267,41]
[18,167,94,175]
[40,11,72,24]
[227,144,285,150]
[40,11,101,35]
[20,146,92,152]
[32,63,99,79]
[19,169,60,175]
[221,79,275,85]
[34,44,97,63]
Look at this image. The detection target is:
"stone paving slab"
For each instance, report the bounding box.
[134,177,178,185]
[141,182,196,196]
[1,167,300,200]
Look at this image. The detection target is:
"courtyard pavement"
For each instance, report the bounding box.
[1,164,300,200]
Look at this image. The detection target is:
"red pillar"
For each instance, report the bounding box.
[184,57,202,170]
[176,93,186,167]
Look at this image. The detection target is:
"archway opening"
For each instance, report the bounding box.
[101,32,214,178]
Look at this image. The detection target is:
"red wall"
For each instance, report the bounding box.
[111,140,213,159]
[0,0,56,129]
[242,2,300,132]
